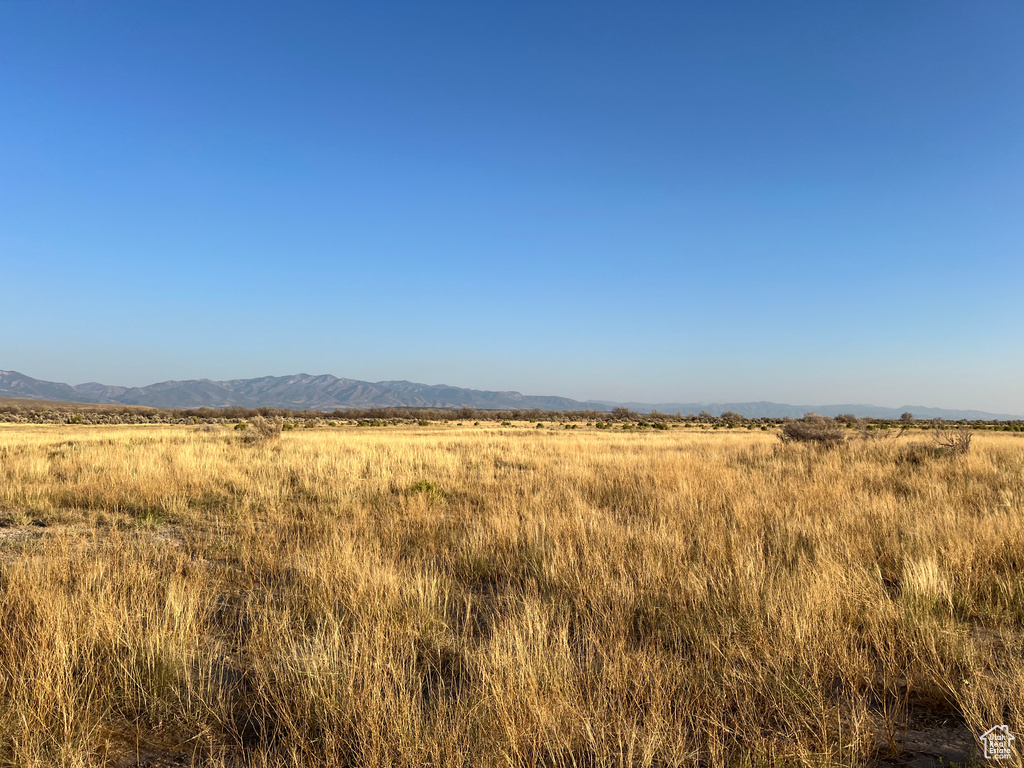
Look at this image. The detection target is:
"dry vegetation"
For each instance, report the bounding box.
[0,423,1021,767]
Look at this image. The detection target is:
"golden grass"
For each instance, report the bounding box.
[0,424,1021,767]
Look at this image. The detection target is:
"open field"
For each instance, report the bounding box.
[0,424,1022,767]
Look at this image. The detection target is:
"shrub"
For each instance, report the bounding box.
[239,415,283,444]
[931,421,973,455]
[778,414,846,447]
[418,420,430,427]
[720,411,744,427]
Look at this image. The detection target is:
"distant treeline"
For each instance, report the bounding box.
[1,399,1023,429]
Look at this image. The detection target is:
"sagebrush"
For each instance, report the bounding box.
[778,413,846,446]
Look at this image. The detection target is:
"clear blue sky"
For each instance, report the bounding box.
[3,1,1022,411]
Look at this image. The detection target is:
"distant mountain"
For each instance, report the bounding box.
[376,380,585,411]
[0,371,98,404]
[0,370,1019,420]
[0,370,589,411]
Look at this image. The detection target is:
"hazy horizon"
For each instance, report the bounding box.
[3,366,1021,417]
[3,2,1022,413]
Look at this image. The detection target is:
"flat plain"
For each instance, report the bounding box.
[0,423,1021,767]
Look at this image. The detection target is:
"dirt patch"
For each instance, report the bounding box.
[876,723,982,767]
[0,519,186,560]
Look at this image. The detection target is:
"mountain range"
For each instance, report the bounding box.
[0,370,1018,420]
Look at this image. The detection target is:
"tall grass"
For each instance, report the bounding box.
[0,424,1021,766]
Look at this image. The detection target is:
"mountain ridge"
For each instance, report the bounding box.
[0,370,1018,420]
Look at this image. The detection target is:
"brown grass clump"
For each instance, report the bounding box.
[0,424,1021,766]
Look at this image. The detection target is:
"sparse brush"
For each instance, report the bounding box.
[855,419,910,441]
[931,421,973,455]
[239,414,283,443]
[778,413,846,447]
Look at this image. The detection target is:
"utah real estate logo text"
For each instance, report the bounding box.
[980,725,1015,761]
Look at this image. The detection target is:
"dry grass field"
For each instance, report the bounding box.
[0,423,1021,767]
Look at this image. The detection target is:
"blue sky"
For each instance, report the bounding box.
[2,1,1022,411]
